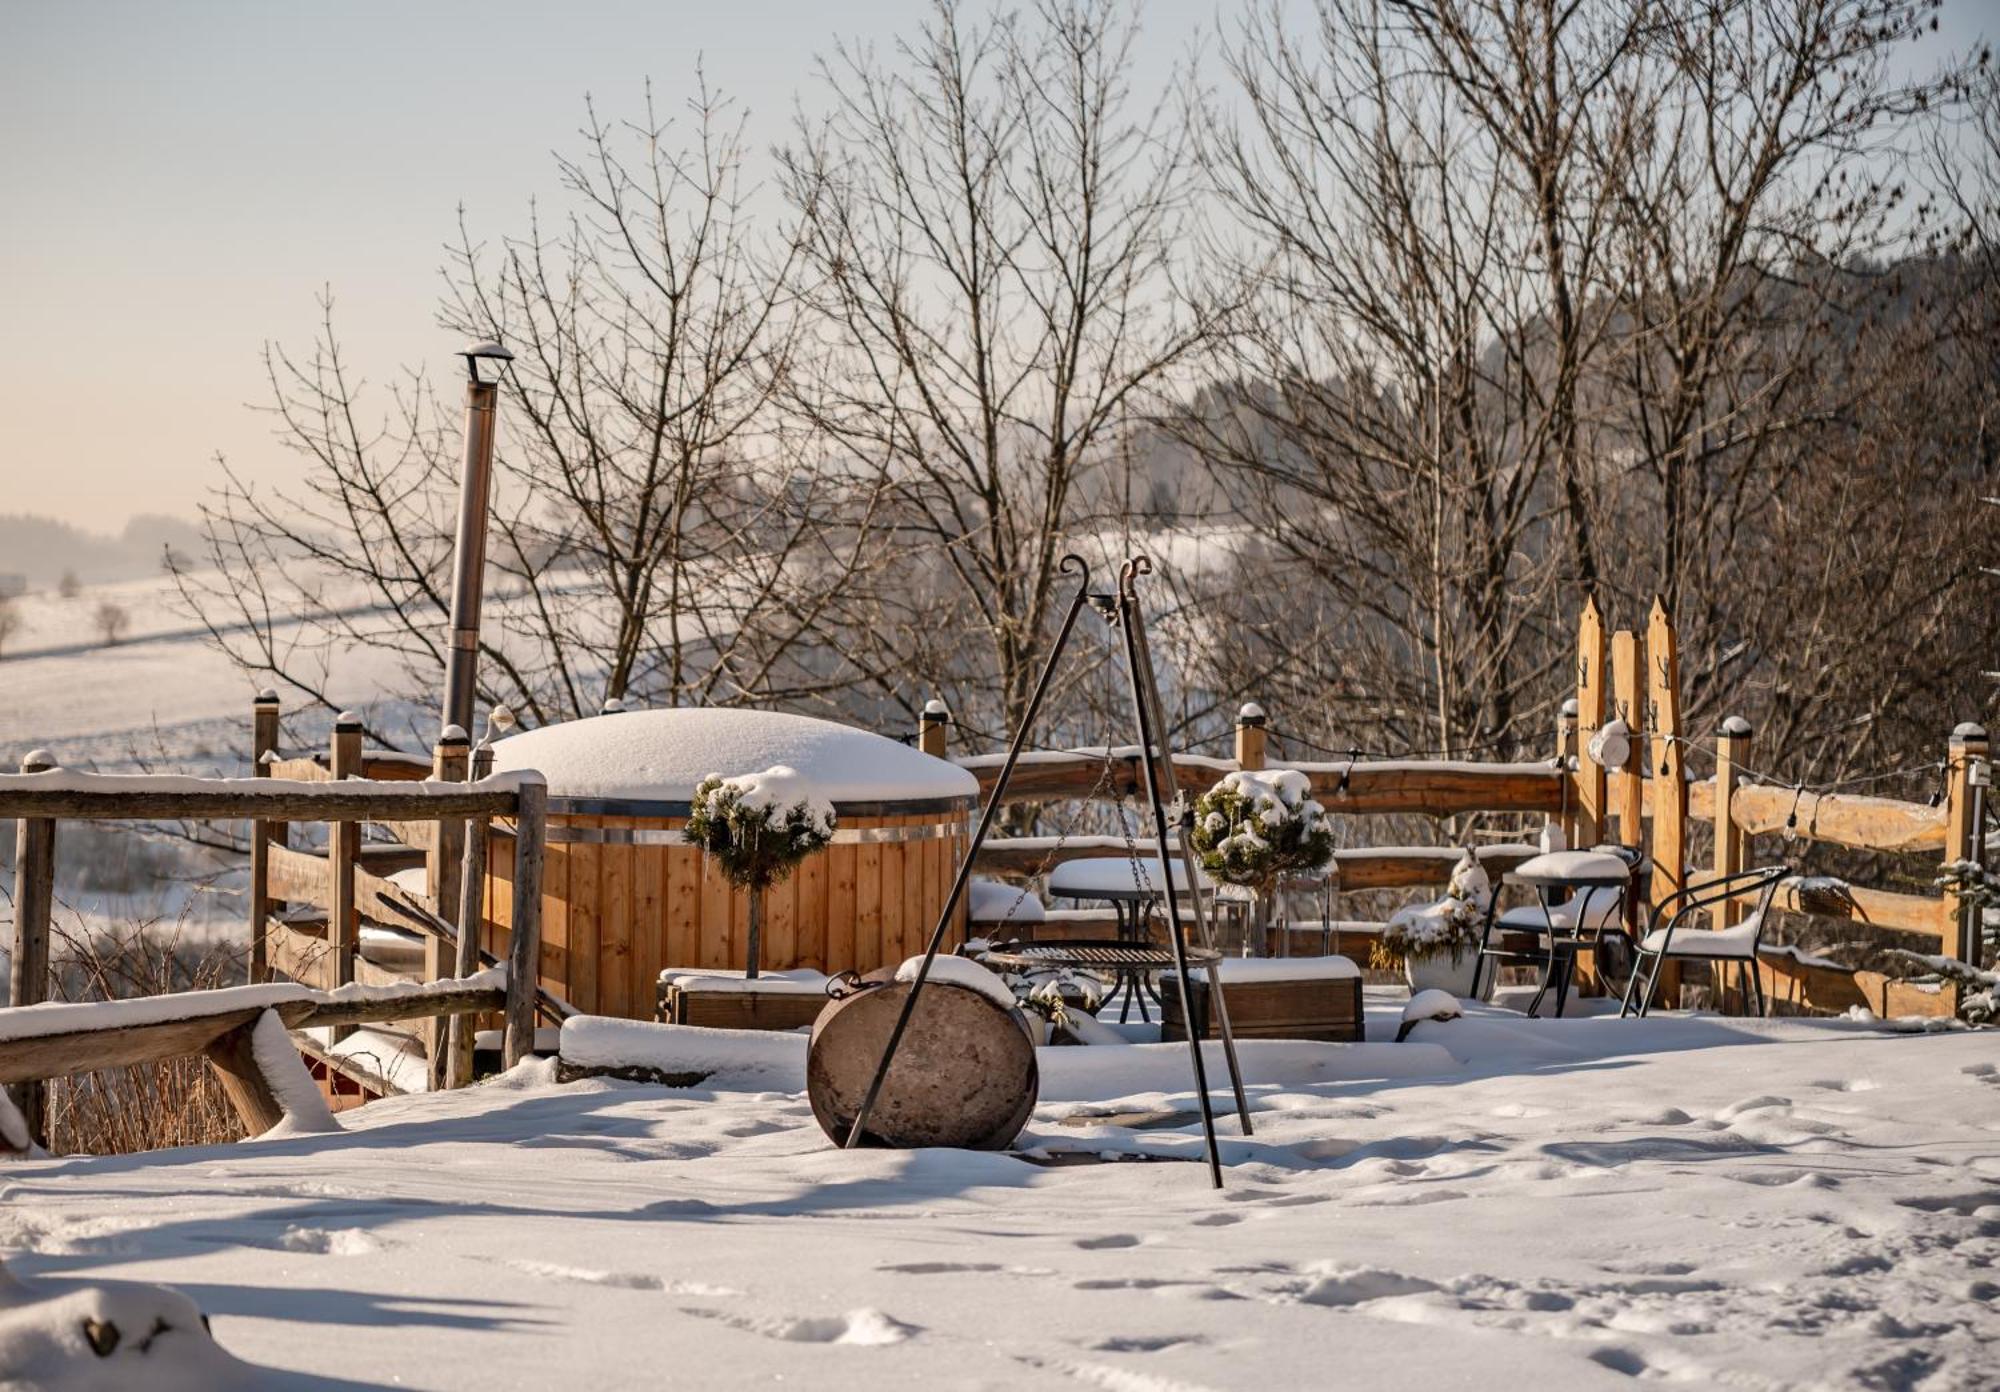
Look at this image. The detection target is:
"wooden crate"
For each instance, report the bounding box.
[1159,973,1363,1043]
[657,982,830,1032]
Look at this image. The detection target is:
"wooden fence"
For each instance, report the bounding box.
[952,596,1989,1017]
[1,742,548,1150]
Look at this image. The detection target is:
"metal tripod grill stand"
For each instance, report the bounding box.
[843,553,1253,1188]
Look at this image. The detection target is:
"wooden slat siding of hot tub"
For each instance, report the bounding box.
[856,837,885,970]
[633,832,667,1014]
[666,840,702,976]
[922,820,942,952]
[827,840,859,973]
[699,850,732,971]
[564,817,601,1013]
[888,819,915,962]
[599,817,635,1020]
[904,815,927,962]
[793,835,826,970]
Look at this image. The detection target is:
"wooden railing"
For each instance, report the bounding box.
[1,753,547,1149]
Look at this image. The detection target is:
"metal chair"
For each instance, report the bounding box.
[1472,847,1642,1017]
[1619,865,1789,1018]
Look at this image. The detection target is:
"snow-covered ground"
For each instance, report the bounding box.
[5,994,1996,1390]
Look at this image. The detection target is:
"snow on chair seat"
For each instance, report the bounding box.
[1492,895,1625,934]
[1641,911,1765,958]
[1511,849,1634,885]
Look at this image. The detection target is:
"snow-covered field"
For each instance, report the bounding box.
[5,995,1997,1390]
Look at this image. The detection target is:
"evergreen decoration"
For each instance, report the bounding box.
[686,766,836,977]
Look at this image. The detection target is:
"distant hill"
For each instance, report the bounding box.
[0,513,205,588]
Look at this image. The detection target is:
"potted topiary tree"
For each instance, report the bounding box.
[1186,768,1336,954]
[685,765,837,979]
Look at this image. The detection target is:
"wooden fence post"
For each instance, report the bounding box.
[918,700,951,759]
[1573,598,1607,847]
[1644,600,1686,1006]
[448,814,490,1089]
[1235,702,1267,772]
[424,726,470,1088]
[1713,718,1752,931]
[1945,722,1990,974]
[1609,630,1646,849]
[1556,698,1578,847]
[328,713,362,1042]
[504,774,547,1068]
[248,691,281,984]
[7,751,57,1147]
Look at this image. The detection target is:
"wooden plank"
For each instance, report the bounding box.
[567,819,601,1012]
[900,816,924,962]
[794,839,827,972]
[0,779,522,822]
[699,845,732,971]
[202,1015,288,1135]
[764,846,798,973]
[1943,725,1990,966]
[1722,784,1947,854]
[505,778,548,1066]
[1645,598,1686,907]
[295,981,506,1031]
[599,819,634,1019]
[448,817,489,1088]
[826,841,858,974]
[329,720,362,1039]
[856,840,885,972]
[1644,600,1686,1005]
[359,753,432,782]
[1711,723,1750,930]
[633,836,667,1022]
[0,1008,269,1085]
[957,751,1562,815]
[374,819,440,852]
[1573,595,1608,846]
[1756,953,1955,1019]
[662,986,827,1033]
[249,694,281,984]
[1609,629,1645,849]
[666,840,703,979]
[266,757,331,783]
[6,751,58,1145]
[423,734,469,1083]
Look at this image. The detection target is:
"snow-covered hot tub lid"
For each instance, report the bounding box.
[489,708,978,816]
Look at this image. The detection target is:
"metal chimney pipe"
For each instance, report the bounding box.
[442,341,512,737]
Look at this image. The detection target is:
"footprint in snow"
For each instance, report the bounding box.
[1716,1094,1792,1120]
[1074,1233,1143,1250]
[276,1226,381,1256]
[1291,1265,1440,1307]
[682,1305,916,1346]
[507,1259,739,1295]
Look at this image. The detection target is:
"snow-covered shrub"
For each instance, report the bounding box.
[686,766,836,977]
[685,765,837,890]
[1186,768,1334,894]
[1376,853,1491,967]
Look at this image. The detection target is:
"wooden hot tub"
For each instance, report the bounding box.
[481,709,976,1019]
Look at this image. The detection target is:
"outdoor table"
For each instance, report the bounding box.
[1045,857,1210,1022]
[1473,849,1636,1018]
[976,937,1224,1029]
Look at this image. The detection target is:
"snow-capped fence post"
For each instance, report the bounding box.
[1645,600,1687,1006]
[1234,703,1266,772]
[503,773,547,1068]
[423,727,470,1087]
[328,714,363,1041]
[1944,723,1990,975]
[448,812,489,1088]
[248,691,281,983]
[1573,597,1608,847]
[1712,718,1753,934]
[6,751,56,1147]
[918,699,951,758]
[1609,629,1645,852]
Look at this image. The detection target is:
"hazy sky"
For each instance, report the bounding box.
[1,1,1987,533]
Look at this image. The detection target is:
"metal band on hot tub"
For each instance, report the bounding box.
[500,819,969,846]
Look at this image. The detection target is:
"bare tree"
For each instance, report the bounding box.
[174,81,872,739]
[93,601,129,647]
[779,0,1218,740]
[57,569,80,600]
